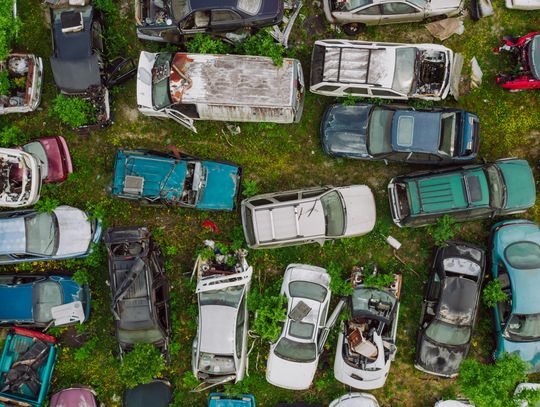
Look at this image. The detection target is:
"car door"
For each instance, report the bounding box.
[380,1,423,24]
[350,4,382,24]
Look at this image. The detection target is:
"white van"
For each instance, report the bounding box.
[137,51,305,132]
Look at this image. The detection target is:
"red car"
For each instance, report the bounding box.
[494,32,540,91]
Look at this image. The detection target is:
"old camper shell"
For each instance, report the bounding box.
[137,51,305,132]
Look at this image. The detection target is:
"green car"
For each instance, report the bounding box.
[388,158,535,227]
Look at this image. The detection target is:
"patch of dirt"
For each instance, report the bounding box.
[119,103,140,122]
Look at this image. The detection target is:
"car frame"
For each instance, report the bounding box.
[0,148,41,207]
[388,158,536,227]
[241,185,376,249]
[0,54,43,114]
[415,241,485,377]
[320,103,480,164]
[105,226,171,357]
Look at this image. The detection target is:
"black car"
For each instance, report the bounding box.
[320,103,480,165]
[135,0,283,43]
[49,3,135,130]
[415,241,485,377]
[105,227,171,357]
[123,380,173,407]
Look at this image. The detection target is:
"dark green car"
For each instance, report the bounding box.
[388,158,536,227]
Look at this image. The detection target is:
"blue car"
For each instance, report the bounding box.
[0,274,90,328]
[320,104,480,165]
[208,393,255,407]
[112,149,242,210]
[491,219,540,372]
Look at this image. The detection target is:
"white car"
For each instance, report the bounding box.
[323,0,463,35]
[434,401,473,407]
[506,0,540,9]
[334,267,401,390]
[330,393,380,407]
[514,383,540,405]
[0,148,41,207]
[266,264,332,390]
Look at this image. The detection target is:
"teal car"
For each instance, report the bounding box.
[491,220,540,373]
[112,149,242,210]
[388,158,536,227]
[208,393,255,407]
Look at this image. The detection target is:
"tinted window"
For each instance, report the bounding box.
[289,281,327,302]
[289,321,315,339]
[316,85,340,92]
[200,285,243,307]
[382,2,417,14]
[212,10,241,22]
[25,213,57,256]
[439,113,457,156]
[356,5,380,14]
[368,107,393,155]
[392,47,416,94]
[274,193,299,202]
[506,313,540,341]
[505,242,540,269]
[33,281,63,323]
[344,87,368,95]
[274,338,316,362]
[425,320,471,345]
[320,191,345,236]
[371,89,401,97]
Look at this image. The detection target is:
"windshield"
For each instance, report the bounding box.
[368,107,393,156]
[289,281,327,302]
[425,320,471,346]
[439,113,457,156]
[392,47,417,94]
[320,191,345,236]
[484,165,505,209]
[505,242,540,269]
[506,313,540,341]
[199,285,243,308]
[152,53,173,110]
[530,35,540,80]
[274,337,317,362]
[25,213,57,255]
[32,281,63,323]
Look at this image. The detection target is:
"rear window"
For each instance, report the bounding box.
[505,242,540,269]
[289,281,327,302]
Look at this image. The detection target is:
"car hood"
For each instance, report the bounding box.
[0,284,33,321]
[54,206,92,256]
[50,388,97,407]
[199,305,237,354]
[266,351,317,390]
[137,51,157,109]
[496,160,536,210]
[428,0,463,11]
[338,185,376,237]
[50,55,101,93]
[499,337,540,373]
[197,161,240,210]
[34,137,70,183]
[321,104,370,157]
[416,335,466,377]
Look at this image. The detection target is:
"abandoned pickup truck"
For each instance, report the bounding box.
[191,244,252,390]
[0,54,43,114]
[241,185,376,249]
[137,51,304,132]
[112,149,241,210]
[388,158,536,227]
[310,39,461,101]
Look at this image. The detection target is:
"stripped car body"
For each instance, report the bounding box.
[0,205,101,264]
[50,387,99,407]
[112,149,241,210]
[137,51,304,132]
[388,158,536,227]
[0,148,41,207]
[241,185,376,249]
[310,39,462,101]
[0,54,43,114]
[105,227,171,357]
[334,266,401,389]
[330,393,381,407]
[0,274,90,328]
[320,103,480,164]
[415,242,485,377]
[192,246,252,389]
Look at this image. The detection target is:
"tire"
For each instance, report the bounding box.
[342,23,366,36]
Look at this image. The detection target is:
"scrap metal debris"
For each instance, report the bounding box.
[426,18,465,41]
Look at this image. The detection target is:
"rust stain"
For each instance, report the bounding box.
[170,53,194,103]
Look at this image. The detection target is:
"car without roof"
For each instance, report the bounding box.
[388,158,536,227]
[105,227,171,357]
[0,205,102,265]
[334,266,401,389]
[241,185,376,249]
[266,264,332,390]
[311,39,461,101]
[0,54,43,115]
[415,241,485,377]
[490,220,540,373]
[112,149,241,210]
[18,136,73,184]
[0,148,41,207]
[320,103,479,164]
[322,0,463,35]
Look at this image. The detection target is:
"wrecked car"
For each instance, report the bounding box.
[434,402,473,407]
[506,0,540,10]
[191,244,252,390]
[491,220,540,373]
[0,148,41,207]
[50,387,100,407]
[0,328,57,407]
[136,51,304,132]
[208,393,256,407]
[112,148,242,210]
[494,32,540,91]
[415,241,485,377]
[0,274,90,328]
[241,185,376,249]
[18,136,73,184]
[388,158,536,227]
[322,0,464,35]
[334,265,401,389]
[135,0,284,43]
[0,205,102,265]
[105,226,171,357]
[320,103,480,164]
[310,39,461,101]
[0,54,43,114]
[330,393,381,407]
[49,0,135,131]
[123,380,173,407]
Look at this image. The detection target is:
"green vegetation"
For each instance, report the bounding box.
[35,197,60,213]
[327,262,353,296]
[0,124,25,146]
[242,179,260,198]
[236,31,285,66]
[362,268,395,289]
[0,0,19,60]
[186,33,232,55]
[248,291,287,342]
[50,95,96,128]
[119,344,166,388]
[483,279,508,308]
[0,70,9,95]
[427,215,457,246]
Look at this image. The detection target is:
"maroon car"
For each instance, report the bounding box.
[50,387,99,407]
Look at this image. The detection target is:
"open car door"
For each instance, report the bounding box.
[106,57,137,88]
[165,109,198,133]
[449,53,464,101]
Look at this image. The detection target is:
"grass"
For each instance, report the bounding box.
[0,0,539,406]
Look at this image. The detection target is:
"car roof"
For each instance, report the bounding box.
[52,6,93,61]
[437,276,478,326]
[391,111,442,153]
[199,304,237,354]
[0,283,33,321]
[0,216,26,255]
[496,160,535,210]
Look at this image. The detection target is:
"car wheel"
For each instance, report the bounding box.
[342,23,365,36]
